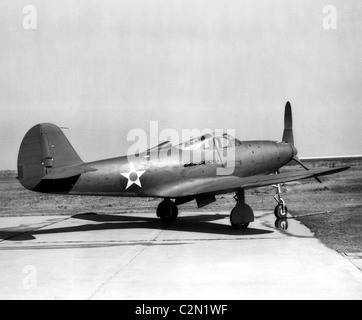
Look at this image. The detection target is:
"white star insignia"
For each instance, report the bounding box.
[120,163,146,190]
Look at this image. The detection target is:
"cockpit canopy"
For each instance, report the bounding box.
[175,133,241,151]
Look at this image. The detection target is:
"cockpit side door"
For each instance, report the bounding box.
[178,135,218,179]
[213,135,237,175]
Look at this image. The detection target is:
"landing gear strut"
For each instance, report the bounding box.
[273,184,288,219]
[230,189,254,229]
[157,199,178,223]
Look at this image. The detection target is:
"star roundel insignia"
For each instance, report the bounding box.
[120,163,146,190]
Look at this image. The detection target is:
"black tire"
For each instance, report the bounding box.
[157,199,178,222]
[274,204,288,219]
[231,222,250,230]
[230,206,252,230]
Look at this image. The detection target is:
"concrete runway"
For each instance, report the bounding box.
[0,211,361,300]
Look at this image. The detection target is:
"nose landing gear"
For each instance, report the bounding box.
[273,184,288,219]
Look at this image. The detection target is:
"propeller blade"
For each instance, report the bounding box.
[282,101,294,145]
[292,156,322,183]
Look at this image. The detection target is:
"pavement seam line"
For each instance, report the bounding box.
[87,244,151,300]
[87,221,169,300]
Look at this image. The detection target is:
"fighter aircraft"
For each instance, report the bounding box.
[17,102,349,229]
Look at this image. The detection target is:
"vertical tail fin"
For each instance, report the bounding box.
[282,101,294,146]
[17,123,83,190]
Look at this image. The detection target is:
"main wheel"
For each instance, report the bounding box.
[274,204,288,219]
[157,199,178,223]
[231,221,250,230]
[230,204,253,230]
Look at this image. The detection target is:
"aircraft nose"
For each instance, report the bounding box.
[291,145,298,156]
[277,142,296,163]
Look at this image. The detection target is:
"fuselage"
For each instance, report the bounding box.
[33,135,297,198]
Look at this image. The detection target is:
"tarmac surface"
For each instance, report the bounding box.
[0,211,361,300]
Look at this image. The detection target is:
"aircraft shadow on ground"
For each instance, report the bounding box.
[0,213,274,242]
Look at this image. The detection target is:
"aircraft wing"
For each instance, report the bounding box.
[152,166,349,198]
[239,166,349,189]
[41,164,97,180]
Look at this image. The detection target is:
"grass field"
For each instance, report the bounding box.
[0,159,361,253]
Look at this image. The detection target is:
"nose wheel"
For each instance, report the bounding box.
[274,204,288,219]
[273,183,288,219]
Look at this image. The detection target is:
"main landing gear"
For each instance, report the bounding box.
[156,186,288,229]
[230,189,255,230]
[230,185,289,230]
[157,199,178,223]
[273,183,288,219]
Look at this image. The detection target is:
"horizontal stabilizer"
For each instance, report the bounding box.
[42,164,97,180]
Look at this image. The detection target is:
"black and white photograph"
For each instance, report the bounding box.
[0,0,362,303]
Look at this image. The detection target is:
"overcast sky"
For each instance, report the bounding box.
[1,0,361,169]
